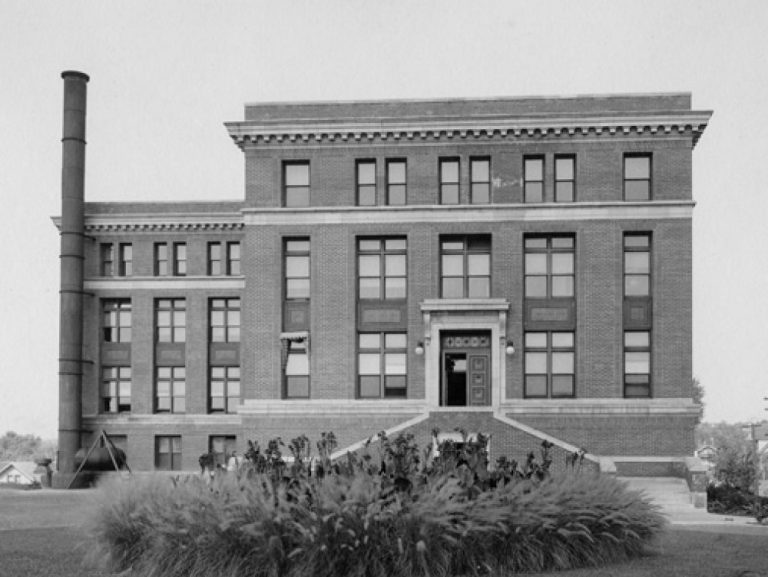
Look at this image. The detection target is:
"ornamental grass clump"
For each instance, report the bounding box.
[85,431,666,577]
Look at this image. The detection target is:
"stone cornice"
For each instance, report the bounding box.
[52,213,245,233]
[225,111,712,149]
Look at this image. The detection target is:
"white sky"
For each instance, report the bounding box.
[1,0,767,439]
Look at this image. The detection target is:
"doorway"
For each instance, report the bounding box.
[441,332,491,406]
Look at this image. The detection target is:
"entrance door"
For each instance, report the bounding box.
[441,332,491,406]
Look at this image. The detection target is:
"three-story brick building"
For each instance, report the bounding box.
[55,77,711,477]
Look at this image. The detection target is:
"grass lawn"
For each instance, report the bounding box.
[1,488,767,576]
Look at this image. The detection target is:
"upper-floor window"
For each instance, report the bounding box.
[624,233,651,297]
[154,243,168,276]
[173,243,187,276]
[440,235,491,298]
[155,366,186,413]
[440,158,460,204]
[284,338,309,399]
[555,155,575,202]
[156,298,186,343]
[102,299,131,343]
[624,331,651,397]
[210,298,241,343]
[118,244,132,276]
[210,366,240,413]
[357,160,376,206]
[102,366,131,413]
[471,158,490,204]
[358,332,407,398]
[624,154,651,201]
[155,436,182,471]
[284,161,310,207]
[386,160,406,205]
[524,331,575,398]
[524,156,544,203]
[358,238,407,300]
[208,242,223,275]
[285,239,310,300]
[100,243,114,276]
[524,236,575,298]
[227,242,241,275]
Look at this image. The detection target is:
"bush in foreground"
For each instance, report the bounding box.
[85,433,665,576]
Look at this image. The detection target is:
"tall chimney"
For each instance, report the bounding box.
[57,70,89,479]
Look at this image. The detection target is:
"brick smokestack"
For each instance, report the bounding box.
[57,71,89,477]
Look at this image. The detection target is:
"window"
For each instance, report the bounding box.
[624,331,651,397]
[102,300,131,342]
[440,236,491,298]
[208,242,223,275]
[624,234,651,297]
[440,158,460,204]
[156,299,186,343]
[118,244,132,276]
[209,298,240,342]
[386,160,406,205]
[358,333,407,398]
[210,366,240,413]
[524,236,575,298]
[284,339,309,398]
[471,158,490,204]
[285,239,310,300]
[357,160,376,206]
[555,155,575,202]
[154,243,169,276]
[524,332,575,398]
[101,366,131,413]
[524,156,544,203]
[358,238,407,300]
[155,436,182,471]
[284,161,310,207]
[155,367,186,413]
[227,242,241,275]
[624,154,651,201]
[100,243,114,276]
[209,435,236,468]
[173,243,187,276]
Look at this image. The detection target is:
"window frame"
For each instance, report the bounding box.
[439,157,460,205]
[554,155,576,202]
[209,298,241,343]
[100,243,114,277]
[524,235,576,299]
[227,241,241,275]
[623,233,652,298]
[154,243,169,276]
[356,159,377,206]
[284,338,310,399]
[624,330,651,398]
[209,366,241,413]
[283,161,310,208]
[155,366,186,414]
[155,435,182,471]
[386,159,407,205]
[102,299,132,343]
[470,157,491,204]
[440,235,492,299]
[357,237,407,301]
[284,238,310,301]
[357,332,407,399]
[101,366,132,413]
[209,435,237,468]
[118,243,132,276]
[208,242,223,276]
[173,242,187,276]
[524,156,545,203]
[524,331,576,399]
[155,298,187,343]
[623,153,652,201]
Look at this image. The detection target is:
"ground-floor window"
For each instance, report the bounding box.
[155,436,182,471]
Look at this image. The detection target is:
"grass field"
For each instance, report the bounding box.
[1,488,767,577]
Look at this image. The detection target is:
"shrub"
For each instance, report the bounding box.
[85,433,665,577]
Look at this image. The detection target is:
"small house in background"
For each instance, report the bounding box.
[0,461,39,486]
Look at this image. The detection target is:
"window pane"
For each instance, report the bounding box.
[625,276,649,296]
[286,353,309,375]
[625,180,649,201]
[624,235,650,249]
[359,239,380,251]
[552,375,574,397]
[384,277,406,299]
[468,277,490,298]
[525,332,547,348]
[468,253,490,276]
[555,181,574,202]
[385,238,406,251]
[556,157,574,180]
[625,156,650,179]
[526,352,547,374]
[625,331,650,347]
[441,184,459,204]
[551,276,574,297]
[388,184,406,205]
[442,254,464,276]
[286,240,310,252]
[359,353,381,374]
[525,276,547,297]
[471,159,489,182]
[385,333,406,348]
[359,376,380,398]
[285,164,309,185]
[551,253,573,274]
[525,253,547,275]
[359,333,380,349]
[625,352,650,374]
[385,376,407,391]
[442,278,464,298]
[359,278,381,299]
[525,182,543,203]
[385,353,407,375]
[525,375,547,397]
[358,162,375,184]
[228,379,240,396]
[441,160,459,183]
[358,185,376,206]
[525,237,547,249]
[286,187,309,207]
[287,278,310,299]
[552,352,574,374]
[359,255,380,277]
[385,254,405,276]
[286,256,309,277]
[388,161,405,183]
[471,183,490,204]
[525,158,543,180]
[551,237,574,249]
[625,252,649,274]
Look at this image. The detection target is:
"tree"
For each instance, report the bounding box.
[692,377,705,424]
[0,431,55,462]
[696,421,760,493]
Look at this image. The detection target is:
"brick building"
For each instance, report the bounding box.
[55,74,711,478]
